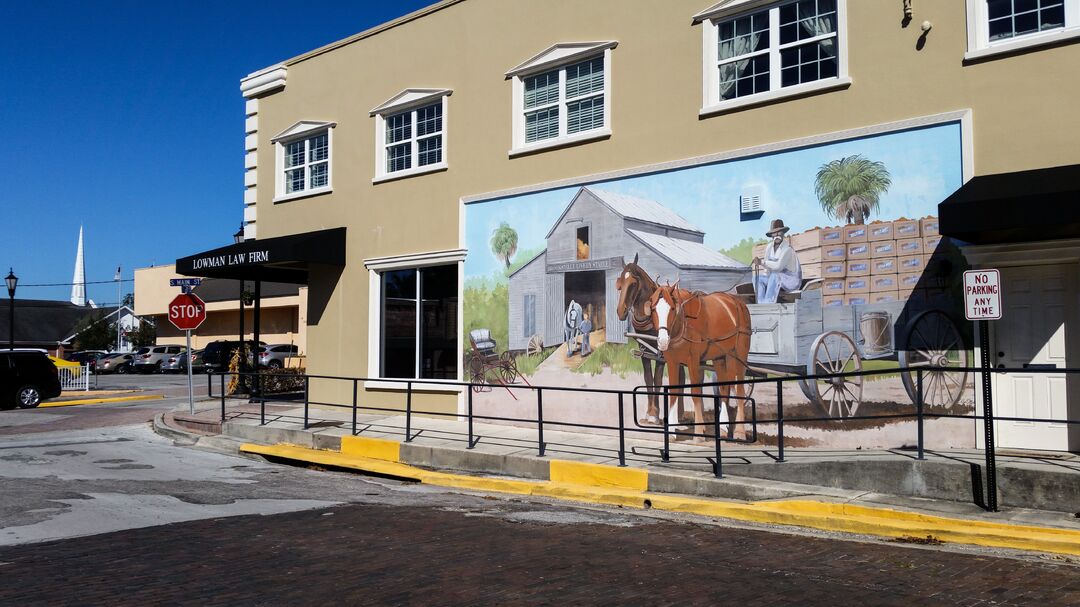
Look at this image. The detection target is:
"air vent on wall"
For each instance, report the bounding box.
[740,185,764,220]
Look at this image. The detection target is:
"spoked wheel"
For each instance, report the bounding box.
[466,355,487,391]
[802,331,863,418]
[495,361,518,385]
[16,385,42,409]
[899,310,969,409]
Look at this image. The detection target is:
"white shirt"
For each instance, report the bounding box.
[763,239,801,277]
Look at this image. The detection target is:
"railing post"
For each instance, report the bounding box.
[617,393,626,467]
[303,376,309,430]
[776,380,785,463]
[536,388,545,457]
[405,381,413,443]
[467,385,475,449]
[260,375,265,426]
[662,387,671,462]
[713,392,723,478]
[220,373,226,422]
[916,367,925,460]
[352,379,358,436]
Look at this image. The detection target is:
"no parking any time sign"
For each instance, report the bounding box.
[963,269,1002,321]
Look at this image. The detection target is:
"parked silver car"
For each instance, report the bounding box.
[255,344,300,369]
[172,349,206,373]
[133,345,185,373]
[96,352,134,374]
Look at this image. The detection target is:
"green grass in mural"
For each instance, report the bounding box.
[718,237,766,265]
[572,338,641,378]
[514,348,553,377]
[463,281,509,356]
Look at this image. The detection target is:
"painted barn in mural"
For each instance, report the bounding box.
[507,187,749,351]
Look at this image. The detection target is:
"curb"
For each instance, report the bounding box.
[240,438,1080,558]
[40,394,166,408]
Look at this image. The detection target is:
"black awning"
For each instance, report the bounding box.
[175,227,346,284]
[938,164,1080,245]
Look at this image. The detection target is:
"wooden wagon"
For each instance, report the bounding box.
[630,283,970,418]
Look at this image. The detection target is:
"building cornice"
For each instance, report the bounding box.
[241,64,287,99]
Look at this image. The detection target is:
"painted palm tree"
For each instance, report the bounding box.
[490,222,519,269]
[814,155,892,225]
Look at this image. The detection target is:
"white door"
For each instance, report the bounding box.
[992,264,1070,451]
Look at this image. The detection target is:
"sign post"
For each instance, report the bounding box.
[168,292,207,415]
[964,269,1002,512]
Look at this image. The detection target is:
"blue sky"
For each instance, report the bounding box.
[465,122,963,279]
[2,0,431,305]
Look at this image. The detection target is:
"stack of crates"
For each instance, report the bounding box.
[754,217,942,307]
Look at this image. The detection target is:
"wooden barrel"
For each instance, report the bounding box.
[859,311,892,355]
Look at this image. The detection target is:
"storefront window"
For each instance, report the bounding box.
[380,265,458,379]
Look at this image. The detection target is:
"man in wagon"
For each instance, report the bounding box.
[752,218,803,304]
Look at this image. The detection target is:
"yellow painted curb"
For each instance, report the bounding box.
[550,459,648,491]
[40,394,165,408]
[238,442,1080,557]
[340,436,401,462]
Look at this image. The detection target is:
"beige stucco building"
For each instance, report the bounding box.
[176,0,1080,451]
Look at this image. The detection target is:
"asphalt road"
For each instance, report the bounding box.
[0,403,1077,604]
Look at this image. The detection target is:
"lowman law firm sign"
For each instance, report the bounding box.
[963,269,1002,321]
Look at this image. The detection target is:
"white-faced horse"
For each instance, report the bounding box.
[564,300,583,356]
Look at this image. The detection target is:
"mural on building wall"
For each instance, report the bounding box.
[464,123,976,448]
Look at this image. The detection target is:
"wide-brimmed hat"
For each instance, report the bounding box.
[766,219,790,237]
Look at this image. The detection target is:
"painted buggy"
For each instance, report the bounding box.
[465,328,527,394]
[742,284,970,417]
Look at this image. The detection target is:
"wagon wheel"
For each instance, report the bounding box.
[466,354,487,387]
[495,362,518,386]
[899,310,969,409]
[802,331,863,418]
[526,335,544,356]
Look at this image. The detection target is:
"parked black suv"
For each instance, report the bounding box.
[201,340,265,372]
[1,351,61,409]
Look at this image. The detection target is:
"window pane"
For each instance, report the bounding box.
[565,57,604,99]
[381,270,417,378]
[719,54,770,100]
[419,265,458,380]
[567,95,604,134]
[416,103,442,137]
[524,106,559,142]
[308,133,328,162]
[781,0,838,44]
[780,39,837,87]
[524,294,536,338]
[524,70,560,108]
[987,0,1065,41]
[718,10,769,60]
[285,167,305,193]
[386,112,412,144]
[418,135,442,166]
[285,141,305,168]
[309,162,328,188]
[386,143,412,173]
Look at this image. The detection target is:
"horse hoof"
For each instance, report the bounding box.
[639,416,660,426]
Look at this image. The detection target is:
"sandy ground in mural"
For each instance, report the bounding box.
[474,359,978,450]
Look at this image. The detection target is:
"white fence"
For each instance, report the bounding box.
[58,365,92,391]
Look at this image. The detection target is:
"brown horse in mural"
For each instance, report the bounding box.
[615,254,674,425]
[649,281,752,440]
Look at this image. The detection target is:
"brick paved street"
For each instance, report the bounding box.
[1,499,1077,606]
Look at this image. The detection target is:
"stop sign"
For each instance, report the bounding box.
[168,292,207,331]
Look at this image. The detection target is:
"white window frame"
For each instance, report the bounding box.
[507,42,616,156]
[364,249,466,392]
[695,0,850,117]
[371,89,452,183]
[965,0,1080,61]
[271,120,335,203]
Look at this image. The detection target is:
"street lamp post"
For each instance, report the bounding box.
[234,224,246,393]
[5,269,17,351]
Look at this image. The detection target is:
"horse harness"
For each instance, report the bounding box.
[659,290,751,366]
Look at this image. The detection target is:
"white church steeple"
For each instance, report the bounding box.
[71,226,86,306]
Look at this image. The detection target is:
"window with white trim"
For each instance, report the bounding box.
[508,42,615,154]
[272,121,335,201]
[372,90,450,181]
[379,264,458,380]
[698,0,848,113]
[966,0,1079,58]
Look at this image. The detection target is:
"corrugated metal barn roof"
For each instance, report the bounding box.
[626,229,747,270]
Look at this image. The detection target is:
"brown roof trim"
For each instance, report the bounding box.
[285,0,467,67]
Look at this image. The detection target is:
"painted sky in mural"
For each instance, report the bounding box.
[465,123,962,279]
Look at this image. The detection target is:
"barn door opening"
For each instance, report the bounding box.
[564,270,606,333]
